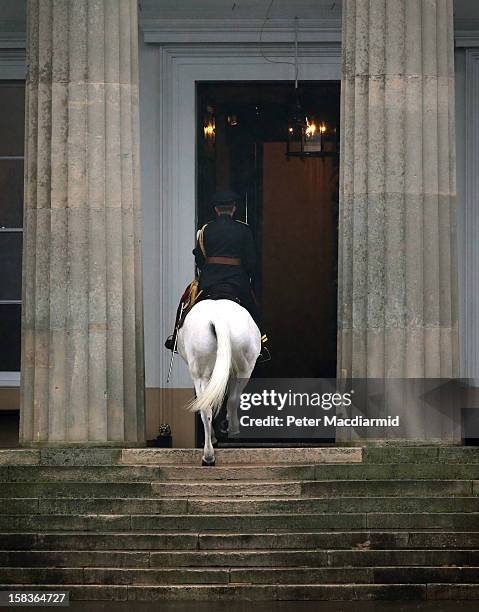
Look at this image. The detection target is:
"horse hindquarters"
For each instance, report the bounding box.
[180,303,233,419]
[179,300,261,464]
[181,305,232,465]
[187,309,232,417]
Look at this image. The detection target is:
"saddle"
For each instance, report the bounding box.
[177,282,245,331]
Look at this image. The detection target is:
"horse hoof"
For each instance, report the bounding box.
[202,458,216,467]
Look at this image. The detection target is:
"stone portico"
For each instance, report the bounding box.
[18,0,461,446]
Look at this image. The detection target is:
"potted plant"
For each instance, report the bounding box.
[156,423,172,448]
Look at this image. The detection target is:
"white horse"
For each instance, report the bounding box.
[177,299,261,465]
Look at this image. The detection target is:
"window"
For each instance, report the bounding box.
[0,82,24,374]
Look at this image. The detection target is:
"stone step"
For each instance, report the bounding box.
[196,531,479,551]
[1,549,478,568]
[171,496,479,515]
[2,496,479,515]
[3,583,479,601]
[152,480,302,497]
[0,513,362,531]
[2,530,479,551]
[1,466,161,483]
[0,512,478,531]
[0,448,362,467]
[230,566,479,585]
[301,479,477,497]
[155,464,479,481]
[116,566,479,586]
[0,532,198,551]
[0,482,154,499]
[0,449,122,466]
[0,464,330,482]
[0,465,317,483]
[152,478,476,498]
[0,498,189,515]
[0,479,474,499]
[120,448,362,465]
[0,550,150,568]
[122,446,478,466]
[2,462,479,483]
[236,567,479,585]
[135,512,479,531]
[0,567,230,585]
[2,566,479,586]
[362,447,479,464]
[1,447,477,468]
[0,550,326,568]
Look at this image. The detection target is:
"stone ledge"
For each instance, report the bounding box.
[39,448,122,466]
[2,446,477,467]
[0,450,39,465]
[0,448,122,466]
[120,447,363,465]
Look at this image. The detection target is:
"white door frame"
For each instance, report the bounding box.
[146,41,342,387]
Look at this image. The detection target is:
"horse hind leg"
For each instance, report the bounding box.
[193,376,216,466]
[200,409,215,466]
[226,368,254,438]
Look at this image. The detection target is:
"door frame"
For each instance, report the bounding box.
[146,41,342,387]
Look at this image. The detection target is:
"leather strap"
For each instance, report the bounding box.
[198,224,208,258]
[206,256,241,266]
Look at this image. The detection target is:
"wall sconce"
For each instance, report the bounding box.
[203,119,215,140]
[287,106,338,158]
[203,105,216,142]
[303,117,322,152]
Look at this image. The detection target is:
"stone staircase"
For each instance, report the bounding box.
[0,446,478,602]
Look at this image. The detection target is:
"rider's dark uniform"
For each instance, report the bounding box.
[164,191,267,352]
[193,214,260,325]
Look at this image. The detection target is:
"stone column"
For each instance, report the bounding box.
[337,0,460,443]
[20,0,145,446]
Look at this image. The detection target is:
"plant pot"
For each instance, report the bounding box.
[155,435,172,448]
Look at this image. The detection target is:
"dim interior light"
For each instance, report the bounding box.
[203,121,215,139]
[305,117,317,138]
[286,101,337,157]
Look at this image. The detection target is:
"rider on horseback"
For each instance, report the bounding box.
[165,190,268,355]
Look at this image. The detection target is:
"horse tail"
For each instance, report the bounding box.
[188,307,232,416]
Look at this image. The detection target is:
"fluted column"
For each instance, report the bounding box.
[20,0,145,446]
[337,0,460,442]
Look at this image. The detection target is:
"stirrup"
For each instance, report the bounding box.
[164,335,177,352]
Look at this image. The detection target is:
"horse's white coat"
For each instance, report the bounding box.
[177,299,261,465]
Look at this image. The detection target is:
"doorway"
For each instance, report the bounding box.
[196,82,340,378]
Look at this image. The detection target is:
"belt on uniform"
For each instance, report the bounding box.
[206,256,241,265]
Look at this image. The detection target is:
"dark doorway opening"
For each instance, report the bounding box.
[196,81,340,379]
